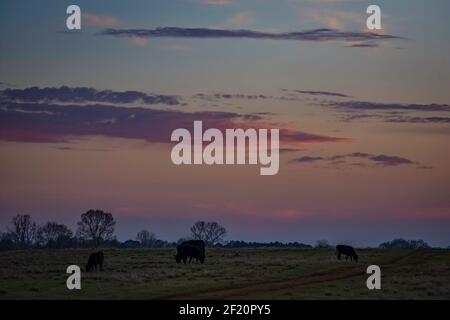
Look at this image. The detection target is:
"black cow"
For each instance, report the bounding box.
[181,240,206,258]
[86,251,104,272]
[175,244,205,264]
[336,245,358,262]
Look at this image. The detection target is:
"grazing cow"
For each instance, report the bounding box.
[86,251,104,272]
[181,240,206,258]
[175,244,205,264]
[336,245,358,262]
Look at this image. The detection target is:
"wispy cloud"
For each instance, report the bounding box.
[320,100,450,124]
[283,89,351,98]
[131,36,148,47]
[198,0,232,5]
[220,12,255,28]
[341,113,450,124]
[100,27,401,47]
[290,156,324,163]
[193,92,301,103]
[0,81,16,88]
[194,93,274,100]
[290,152,421,167]
[279,148,304,154]
[345,42,380,48]
[306,10,363,31]
[84,13,120,28]
[193,89,350,103]
[385,116,450,124]
[0,86,346,146]
[370,154,415,166]
[323,100,450,112]
[0,86,180,106]
[280,128,347,146]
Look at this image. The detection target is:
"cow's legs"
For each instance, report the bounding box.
[188,256,192,264]
[350,256,353,262]
[337,252,341,260]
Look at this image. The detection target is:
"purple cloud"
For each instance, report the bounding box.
[328,152,371,160]
[290,152,420,167]
[100,27,401,46]
[340,113,450,124]
[1,86,180,106]
[285,89,351,98]
[324,100,450,112]
[289,156,324,163]
[320,99,450,124]
[384,116,450,124]
[0,86,346,146]
[279,148,303,154]
[346,42,379,48]
[369,154,415,166]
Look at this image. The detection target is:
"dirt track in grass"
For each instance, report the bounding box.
[159,251,438,299]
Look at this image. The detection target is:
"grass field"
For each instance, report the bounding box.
[0,248,449,299]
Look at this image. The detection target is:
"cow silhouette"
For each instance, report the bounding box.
[86,251,104,271]
[181,240,205,258]
[175,244,205,264]
[336,245,358,262]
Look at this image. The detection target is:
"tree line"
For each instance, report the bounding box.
[0,210,228,250]
[0,210,434,250]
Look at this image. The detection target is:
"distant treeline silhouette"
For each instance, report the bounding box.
[217,240,312,249]
[379,238,430,249]
[0,211,435,250]
[0,211,228,250]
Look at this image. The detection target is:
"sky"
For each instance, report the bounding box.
[0,0,449,246]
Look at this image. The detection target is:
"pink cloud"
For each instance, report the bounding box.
[307,10,363,31]
[132,37,148,47]
[84,13,120,28]
[199,0,232,6]
[223,12,254,28]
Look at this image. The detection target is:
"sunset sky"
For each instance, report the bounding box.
[1,0,449,246]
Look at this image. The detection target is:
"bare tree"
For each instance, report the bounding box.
[205,222,227,245]
[136,229,156,247]
[190,221,207,241]
[37,222,73,246]
[190,221,227,246]
[77,209,115,246]
[9,214,37,247]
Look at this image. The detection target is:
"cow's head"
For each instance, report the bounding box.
[354,254,358,262]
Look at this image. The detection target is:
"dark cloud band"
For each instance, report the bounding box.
[284,89,351,98]
[290,152,418,167]
[0,86,345,146]
[1,86,180,106]
[324,100,450,112]
[100,27,401,45]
